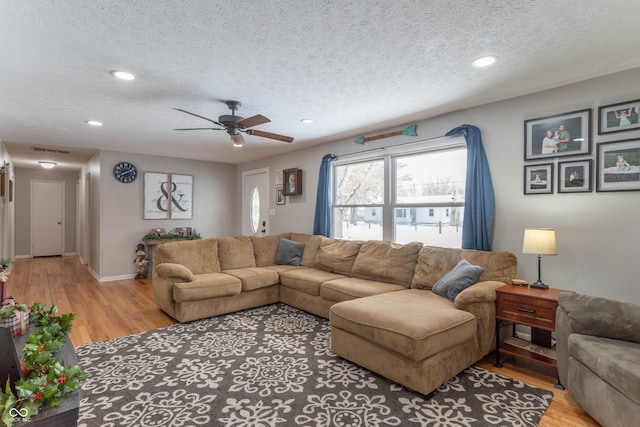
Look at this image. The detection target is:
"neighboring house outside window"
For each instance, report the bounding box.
[332,137,466,247]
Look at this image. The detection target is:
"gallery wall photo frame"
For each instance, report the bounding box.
[596,138,640,192]
[598,99,640,135]
[558,159,592,193]
[282,168,302,196]
[524,163,553,195]
[275,186,285,205]
[524,109,591,160]
[143,172,194,219]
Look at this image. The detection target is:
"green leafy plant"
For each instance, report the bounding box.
[0,258,10,273]
[0,303,88,426]
[142,231,201,241]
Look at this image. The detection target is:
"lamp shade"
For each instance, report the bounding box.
[522,228,557,256]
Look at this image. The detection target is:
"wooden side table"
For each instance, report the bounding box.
[494,285,573,389]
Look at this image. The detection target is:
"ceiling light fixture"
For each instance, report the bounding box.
[86,120,103,126]
[301,119,314,124]
[110,70,136,80]
[472,55,497,68]
[39,161,57,169]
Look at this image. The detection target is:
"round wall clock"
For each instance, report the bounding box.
[113,162,138,183]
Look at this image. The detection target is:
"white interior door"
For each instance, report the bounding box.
[242,168,269,236]
[32,180,64,257]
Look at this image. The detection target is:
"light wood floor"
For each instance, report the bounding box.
[6,256,599,427]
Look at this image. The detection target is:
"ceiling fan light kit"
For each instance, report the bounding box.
[174,100,294,147]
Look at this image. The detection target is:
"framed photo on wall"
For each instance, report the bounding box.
[598,99,640,135]
[524,163,553,195]
[276,186,285,205]
[524,109,591,160]
[596,139,640,192]
[282,168,302,196]
[558,159,592,193]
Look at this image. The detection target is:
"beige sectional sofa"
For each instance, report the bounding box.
[152,232,517,395]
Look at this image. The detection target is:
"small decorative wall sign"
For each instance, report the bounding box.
[354,124,417,144]
[144,172,194,219]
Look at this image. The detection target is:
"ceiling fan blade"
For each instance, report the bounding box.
[174,127,222,131]
[231,133,246,147]
[237,114,270,129]
[174,108,224,126]
[248,129,294,143]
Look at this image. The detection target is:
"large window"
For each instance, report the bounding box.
[332,138,466,247]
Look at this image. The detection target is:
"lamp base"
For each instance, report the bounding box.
[529,280,549,290]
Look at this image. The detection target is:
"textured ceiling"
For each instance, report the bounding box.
[2,0,640,170]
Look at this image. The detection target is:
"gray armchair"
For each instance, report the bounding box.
[556,293,640,427]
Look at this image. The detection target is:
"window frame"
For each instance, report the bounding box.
[331,135,466,244]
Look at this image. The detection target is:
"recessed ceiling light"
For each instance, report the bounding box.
[110,70,136,81]
[471,55,497,68]
[86,120,103,126]
[301,119,314,124]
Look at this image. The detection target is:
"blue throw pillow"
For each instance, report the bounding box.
[275,238,305,266]
[432,259,484,302]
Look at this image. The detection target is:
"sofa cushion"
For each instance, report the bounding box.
[290,233,325,267]
[330,289,476,362]
[250,233,292,267]
[568,334,640,406]
[154,238,221,275]
[314,238,363,276]
[321,277,405,303]
[350,240,422,287]
[172,273,242,302]
[279,268,347,296]
[432,259,484,302]
[275,238,305,266]
[222,267,280,291]
[218,236,256,270]
[412,246,517,290]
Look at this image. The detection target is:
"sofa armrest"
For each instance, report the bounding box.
[557,293,640,344]
[155,263,194,282]
[454,280,506,308]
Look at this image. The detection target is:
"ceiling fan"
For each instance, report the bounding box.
[174,100,294,147]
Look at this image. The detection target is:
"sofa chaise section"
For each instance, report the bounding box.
[329,245,518,395]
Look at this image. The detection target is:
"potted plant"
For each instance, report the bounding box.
[0,303,87,426]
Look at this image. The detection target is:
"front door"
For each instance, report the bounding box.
[32,180,64,257]
[242,168,269,236]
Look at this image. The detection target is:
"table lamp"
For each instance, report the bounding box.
[522,228,557,290]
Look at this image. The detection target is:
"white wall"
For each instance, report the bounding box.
[238,68,640,304]
[95,150,236,280]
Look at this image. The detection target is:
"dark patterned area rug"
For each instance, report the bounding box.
[76,303,552,426]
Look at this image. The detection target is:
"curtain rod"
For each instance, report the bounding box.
[335,133,457,160]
